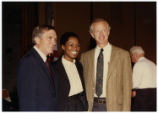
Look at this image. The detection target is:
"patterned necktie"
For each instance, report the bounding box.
[96,49,104,97]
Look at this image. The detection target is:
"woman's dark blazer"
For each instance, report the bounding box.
[52,57,88,111]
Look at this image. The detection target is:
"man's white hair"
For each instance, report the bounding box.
[130,46,145,55]
[89,18,111,33]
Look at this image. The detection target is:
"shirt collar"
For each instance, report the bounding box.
[138,56,145,62]
[96,42,111,51]
[62,55,76,64]
[34,46,47,62]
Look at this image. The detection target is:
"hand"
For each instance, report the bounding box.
[132,91,136,97]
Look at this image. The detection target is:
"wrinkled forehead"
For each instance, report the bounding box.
[42,29,57,36]
[93,21,109,28]
[48,29,56,34]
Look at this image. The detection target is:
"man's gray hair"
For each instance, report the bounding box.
[32,25,55,44]
[89,18,111,33]
[130,46,145,55]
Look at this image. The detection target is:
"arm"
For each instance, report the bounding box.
[132,63,142,89]
[80,53,84,67]
[17,58,38,111]
[122,52,132,111]
[76,61,88,111]
[132,90,136,97]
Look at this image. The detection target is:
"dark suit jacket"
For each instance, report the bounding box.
[52,57,88,111]
[17,48,57,111]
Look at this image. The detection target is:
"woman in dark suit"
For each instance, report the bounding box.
[52,32,88,111]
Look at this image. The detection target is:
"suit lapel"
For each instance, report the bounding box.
[89,49,95,88]
[57,58,71,91]
[107,45,117,81]
[75,61,85,90]
[31,48,55,91]
[58,58,70,80]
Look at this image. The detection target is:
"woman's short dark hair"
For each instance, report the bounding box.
[60,32,79,45]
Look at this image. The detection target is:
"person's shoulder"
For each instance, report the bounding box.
[134,59,148,70]
[76,60,82,66]
[112,45,129,55]
[17,48,38,75]
[145,57,155,64]
[112,45,128,53]
[81,48,95,57]
[52,57,62,67]
[19,48,37,65]
[140,57,156,67]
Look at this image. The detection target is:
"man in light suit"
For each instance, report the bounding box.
[80,18,132,111]
[17,25,57,111]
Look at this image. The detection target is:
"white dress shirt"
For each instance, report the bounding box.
[133,57,156,89]
[62,56,83,97]
[34,46,47,62]
[94,43,112,97]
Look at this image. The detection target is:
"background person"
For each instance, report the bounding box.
[130,46,156,111]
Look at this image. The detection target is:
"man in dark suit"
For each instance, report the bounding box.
[17,25,57,111]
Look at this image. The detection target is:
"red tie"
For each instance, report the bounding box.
[45,59,54,78]
[45,59,56,90]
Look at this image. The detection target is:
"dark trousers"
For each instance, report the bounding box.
[131,88,156,111]
[58,93,86,111]
[92,98,107,111]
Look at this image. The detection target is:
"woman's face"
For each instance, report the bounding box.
[62,37,80,62]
